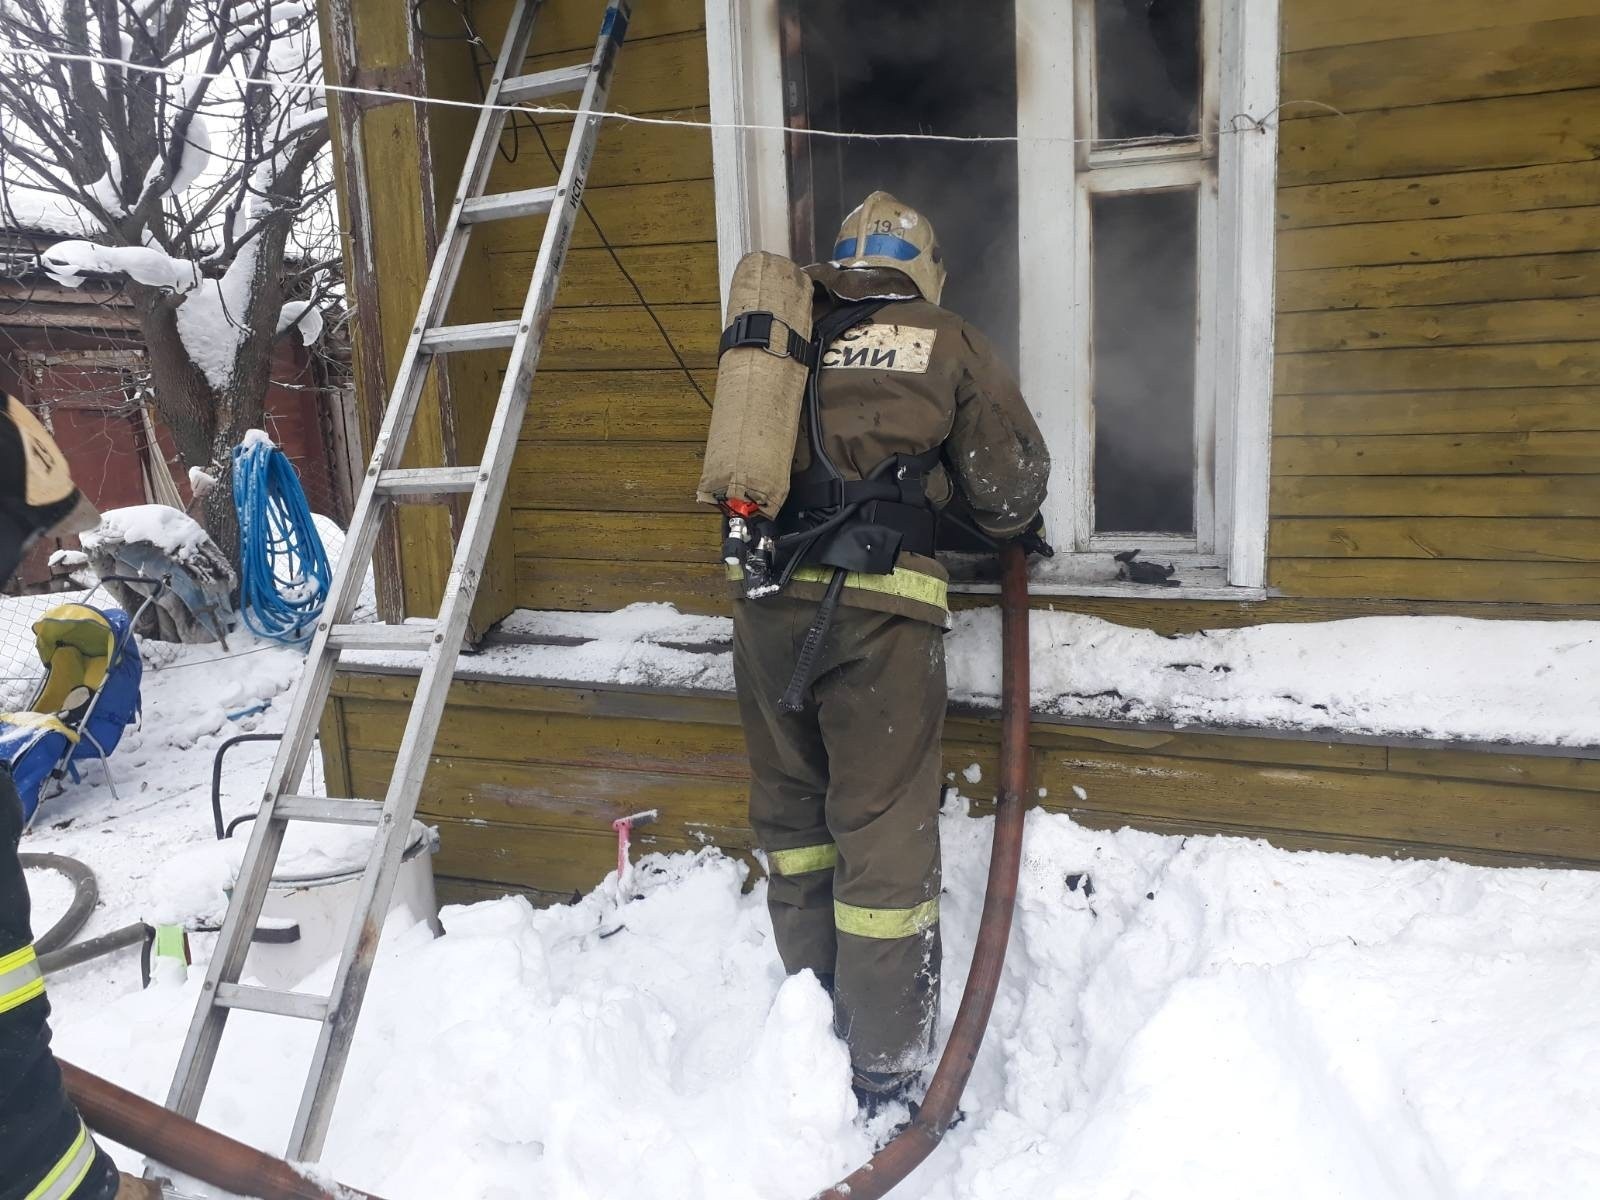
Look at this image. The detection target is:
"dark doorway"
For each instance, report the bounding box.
[781,0,1020,369]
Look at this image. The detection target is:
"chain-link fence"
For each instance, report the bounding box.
[0,589,89,711]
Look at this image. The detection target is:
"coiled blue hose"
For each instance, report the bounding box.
[232,435,331,644]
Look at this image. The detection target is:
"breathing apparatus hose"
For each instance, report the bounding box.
[232,436,332,645]
[812,541,1032,1200]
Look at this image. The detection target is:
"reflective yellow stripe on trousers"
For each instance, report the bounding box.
[769,843,838,876]
[0,942,45,1014]
[834,897,940,939]
[726,563,948,612]
[25,1119,95,1200]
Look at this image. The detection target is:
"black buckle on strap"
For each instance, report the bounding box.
[718,311,817,367]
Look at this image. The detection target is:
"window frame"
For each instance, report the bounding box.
[1067,0,1220,558]
[707,0,1279,597]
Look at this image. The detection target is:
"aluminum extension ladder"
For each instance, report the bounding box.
[164,0,632,1162]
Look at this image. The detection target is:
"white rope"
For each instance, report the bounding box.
[0,42,1285,150]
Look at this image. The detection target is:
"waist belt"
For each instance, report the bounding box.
[778,446,944,566]
[786,445,942,513]
[786,476,925,511]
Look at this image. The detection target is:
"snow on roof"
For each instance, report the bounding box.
[947,609,1600,748]
[497,603,732,647]
[346,603,1600,748]
[2,190,105,238]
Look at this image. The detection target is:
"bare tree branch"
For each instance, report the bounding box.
[0,0,341,555]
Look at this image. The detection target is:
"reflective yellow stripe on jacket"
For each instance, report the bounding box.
[769,842,838,876]
[726,563,948,613]
[25,1119,95,1200]
[834,897,940,939]
[0,942,45,1014]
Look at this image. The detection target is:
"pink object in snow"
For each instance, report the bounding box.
[611,810,659,887]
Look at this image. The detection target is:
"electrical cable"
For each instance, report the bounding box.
[0,43,1304,151]
[525,117,714,410]
[441,0,714,408]
[232,435,331,644]
[144,642,290,671]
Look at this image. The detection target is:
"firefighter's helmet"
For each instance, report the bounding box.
[828,191,946,305]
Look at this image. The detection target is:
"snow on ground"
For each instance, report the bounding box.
[33,784,1600,1199]
[24,859,78,933]
[6,589,1600,1197]
[353,602,1600,747]
[17,624,311,1014]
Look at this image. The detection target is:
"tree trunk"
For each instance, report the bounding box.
[133,282,275,566]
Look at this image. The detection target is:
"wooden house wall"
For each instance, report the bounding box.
[474,0,722,619]
[330,0,1600,629]
[1272,0,1600,607]
[317,0,1600,904]
[323,671,1600,905]
[483,0,1600,625]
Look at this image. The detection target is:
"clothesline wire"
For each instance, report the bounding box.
[0,43,1322,150]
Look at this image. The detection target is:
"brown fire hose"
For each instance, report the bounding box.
[812,541,1032,1200]
[59,1060,385,1200]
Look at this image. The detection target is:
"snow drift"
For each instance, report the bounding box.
[47,810,1600,1199]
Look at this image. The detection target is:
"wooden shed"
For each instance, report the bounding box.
[315,0,1600,905]
[0,224,358,591]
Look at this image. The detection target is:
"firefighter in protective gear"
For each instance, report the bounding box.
[0,392,156,1200]
[729,192,1050,1103]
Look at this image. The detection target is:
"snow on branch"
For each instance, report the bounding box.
[0,0,337,391]
[0,0,340,558]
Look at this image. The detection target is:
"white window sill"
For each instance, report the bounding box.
[947,555,1267,602]
[951,579,1267,601]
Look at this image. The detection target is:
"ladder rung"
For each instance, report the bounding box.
[376,466,482,497]
[460,186,559,224]
[273,795,384,826]
[501,63,591,103]
[215,983,329,1022]
[420,321,521,354]
[327,623,439,652]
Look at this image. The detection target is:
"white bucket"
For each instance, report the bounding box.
[234,821,439,990]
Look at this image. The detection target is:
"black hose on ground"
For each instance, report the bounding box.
[21,852,98,955]
[24,853,152,981]
[38,922,151,976]
[211,732,284,839]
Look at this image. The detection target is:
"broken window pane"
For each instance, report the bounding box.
[1090,188,1197,535]
[785,0,1020,370]
[1094,0,1201,144]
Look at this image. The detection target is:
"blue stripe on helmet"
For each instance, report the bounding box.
[832,233,921,262]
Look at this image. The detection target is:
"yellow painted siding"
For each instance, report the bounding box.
[1273,2,1600,606]
[330,672,1600,903]
[318,0,1600,903]
[451,0,720,614]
